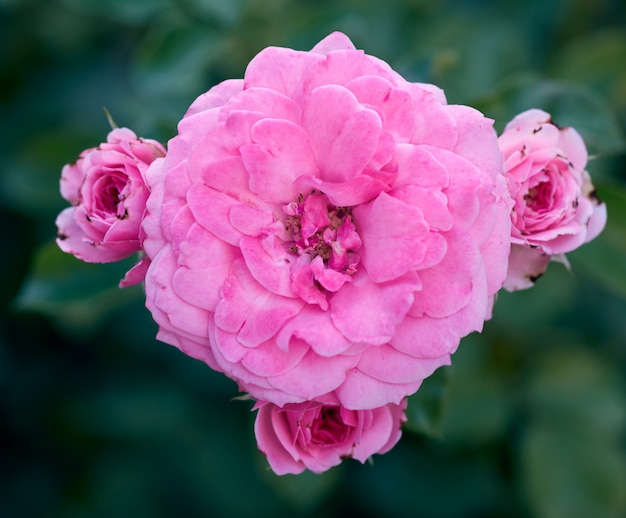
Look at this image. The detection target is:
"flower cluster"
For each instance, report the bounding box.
[55,33,606,475]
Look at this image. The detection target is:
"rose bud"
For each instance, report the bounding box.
[499,109,607,290]
[56,127,165,286]
[254,399,407,475]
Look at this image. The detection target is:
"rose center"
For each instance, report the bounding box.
[310,407,353,446]
[91,172,128,218]
[524,181,552,210]
[283,191,362,273]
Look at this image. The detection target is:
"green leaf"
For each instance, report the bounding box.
[405,365,448,438]
[15,241,141,334]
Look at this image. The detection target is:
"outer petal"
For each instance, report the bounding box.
[335,368,424,410]
[330,271,420,345]
[214,260,304,347]
[503,244,551,291]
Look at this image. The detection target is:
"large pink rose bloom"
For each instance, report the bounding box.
[142,32,511,409]
[499,109,607,291]
[56,128,166,285]
[254,399,406,475]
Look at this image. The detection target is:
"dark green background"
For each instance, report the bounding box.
[2,0,625,516]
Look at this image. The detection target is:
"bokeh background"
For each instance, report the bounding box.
[2,0,626,516]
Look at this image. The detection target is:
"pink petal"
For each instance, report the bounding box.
[240,235,295,298]
[503,244,551,291]
[335,368,423,410]
[447,104,502,179]
[301,84,382,183]
[355,192,429,283]
[267,349,360,400]
[330,271,420,345]
[222,86,301,123]
[391,183,453,232]
[254,405,305,475]
[585,196,607,243]
[427,146,485,234]
[241,118,318,203]
[55,207,137,263]
[346,75,416,140]
[393,144,450,190]
[409,85,457,149]
[275,305,353,357]
[351,407,394,462]
[183,78,243,117]
[191,155,251,200]
[146,247,210,341]
[241,338,311,377]
[59,160,86,204]
[479,174,513,297]
[173,223,238,311]
[119,256,150,288]
[310,31,357,54]
[294,170,390,207]
[229,205,274,236]
[186,184,244,246]
[409,225,479,319]
[558,126,588,171]
[390,314,459,359]
[296,48,397,100]
[214,259,304,347]
[214,325,310,377]
[356,344,447,384]
[244,46,323,98]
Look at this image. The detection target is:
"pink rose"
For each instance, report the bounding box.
[254,399,407,475]
[56,128,166,285]
[499,109,607,290]
[142,32,511,410]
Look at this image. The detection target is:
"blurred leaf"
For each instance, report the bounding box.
[520,426,626,518]
[521,346,626,518]
[258,467,342,514]
[413,13,530,103]
[553,27,626,113]
[525,347,626,438]
[569,181,626,299]
[15,241,140,334]
[57,384,196,441]
[131,17,224,101]
[58,0,170,24]
[1,130,98,218]
[440,337,511,444]
[179,0,245,25]
[405,365,448,438]
[349,436,510,518]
